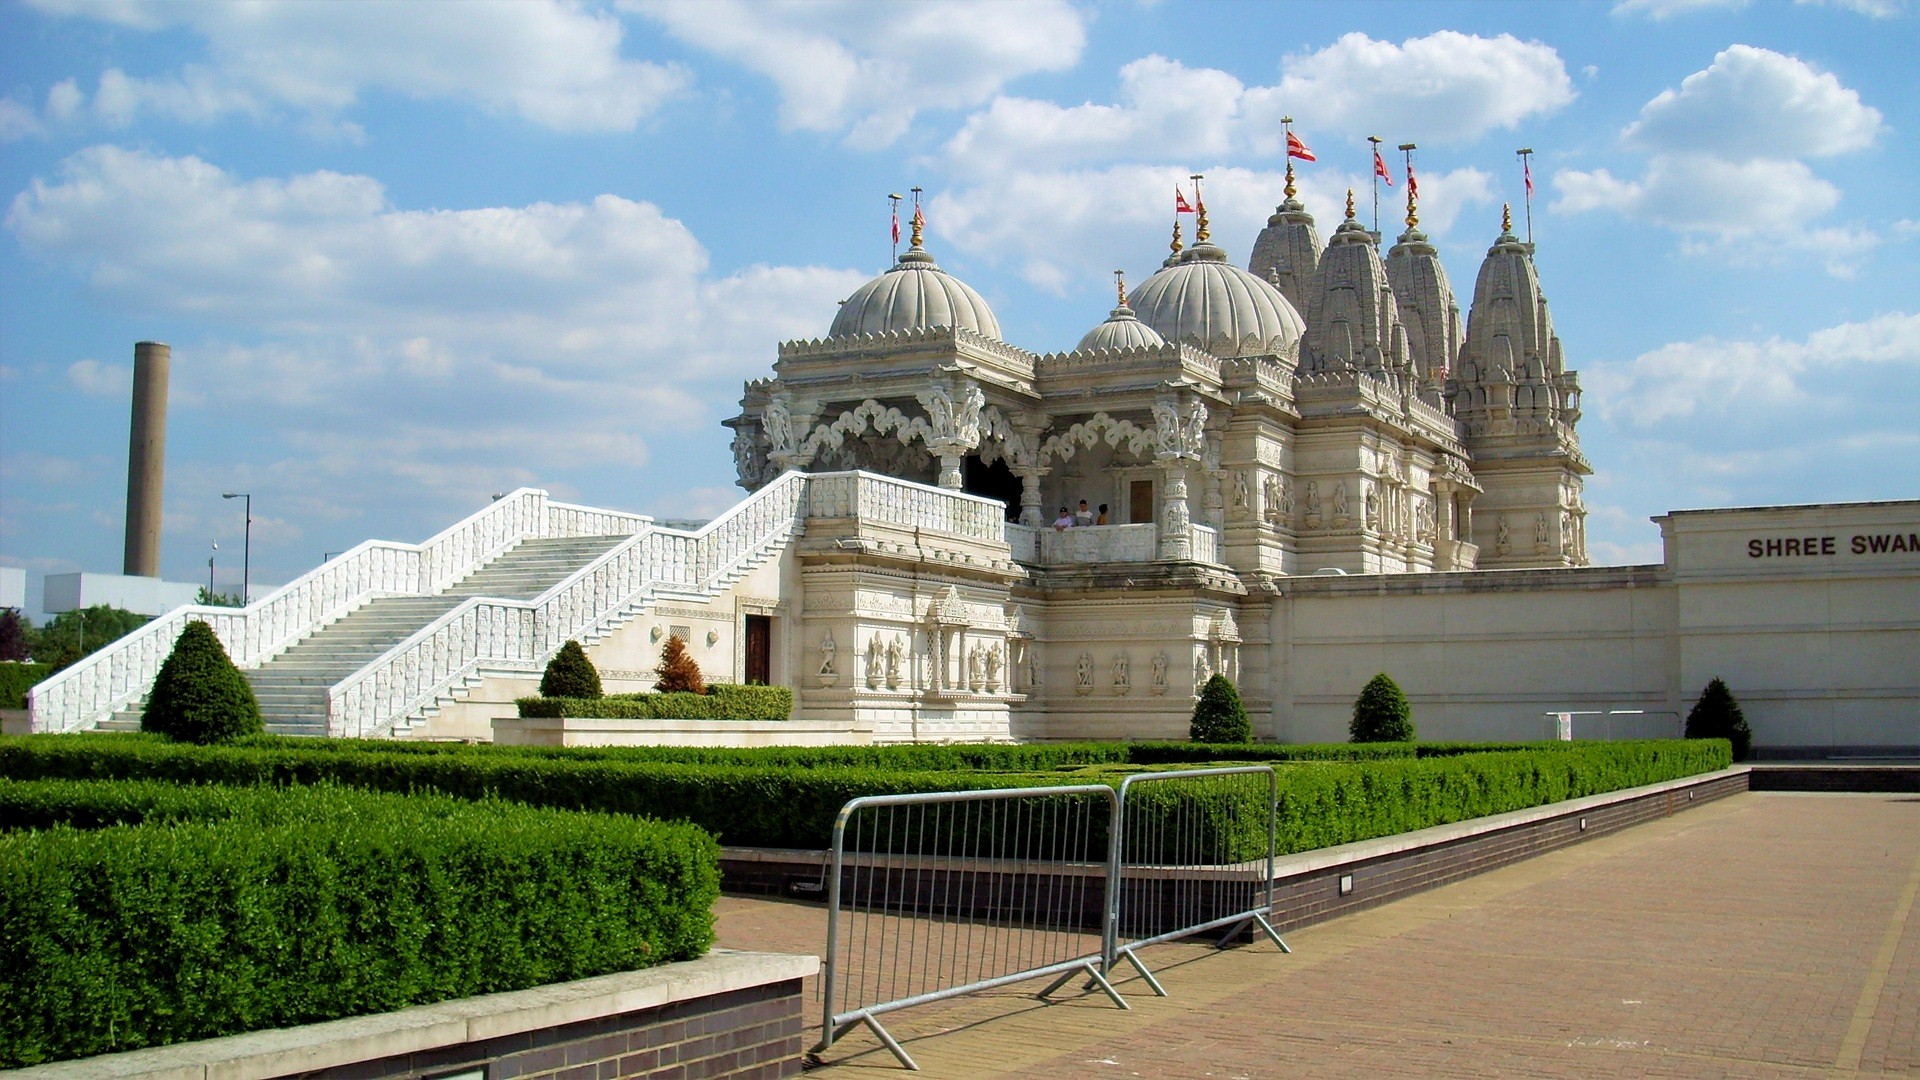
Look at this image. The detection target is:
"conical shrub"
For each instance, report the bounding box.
[142,620,262,744]
[654,634,705,694]
[1685,676,1752,761]
[540,639,602,699]
[1350,672,1415,742]
[1190,674,1250,743]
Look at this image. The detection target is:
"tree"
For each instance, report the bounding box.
[1190,674,1251,743]
[1685,676,1752,761]
[142,620,262,744]
[654,634,705,694]
[0,609,28,662]
[196,586,244,608]
[1351,673,1416,742]
[30,605,152,671]
[540,639,603,699]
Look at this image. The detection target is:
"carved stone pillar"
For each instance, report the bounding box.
[1158,467,1192,561]
[934,449,965,490]
[1015,467,1048,526]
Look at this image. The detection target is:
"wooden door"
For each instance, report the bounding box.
[1129,480,1154,524]
[744,615,772,685]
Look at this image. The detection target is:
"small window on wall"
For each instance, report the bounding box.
[670,625,693,644]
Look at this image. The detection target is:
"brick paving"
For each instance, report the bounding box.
[714,792,1920,1077]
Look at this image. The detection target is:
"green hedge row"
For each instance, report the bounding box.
[0,735,1731,854]
[0,663,52,709]
[518,682,794,721]
[0,779,719,1068]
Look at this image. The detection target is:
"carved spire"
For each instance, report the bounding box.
[1114,268,1127,307]
[1345,188,1357,221]
[1192,173,1210,243]
[1501,202,1513,238]
[1166,218,1184,266]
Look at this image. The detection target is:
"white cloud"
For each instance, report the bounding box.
[18,0,688,134]
[1554,154,1840,236]
[945,33,1574,177]
[1794,0,1908,16]
[1262,32,1574,143]
[932,162,1496,300]
[634,0,1087,146]
[6,146,864,382]
[1625,46,1883,159]
[1612,0,1749,18]
[1584,312,1920,425]
[66,358,129,396]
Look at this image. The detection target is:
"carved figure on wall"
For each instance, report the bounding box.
[1496,513,1512,555]
[1560,510,1572,554]
[1112,653,1130,694]
[1304,480,1321,528]
[967,643,984,692]
[1535,512,1550,553]
[1232,470,1250,513]
[817,630,836,684]
[1151,400,1182,456]
[1150,652,1169,695]
[1026,646,1040,692]
[1183,399,1208,456]
[763,395,796,455]
[985,643,1002,693]
[884,635,903,689]
[1163,498,1188,535]
[865,635,883,690]
[1262,475,1280,524]
[1076,652,1094,695]
[1194,649,1212,695]
[1364,486,1379,530]
[1333,482,1349,520]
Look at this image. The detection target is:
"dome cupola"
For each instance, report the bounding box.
[1129,240,1304,359]
[827,217,1001,340]
[1076,270,1166,352]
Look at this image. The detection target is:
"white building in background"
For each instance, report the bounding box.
[24,187,1920,755]
[41,572,198,617]
[0,567,25,612]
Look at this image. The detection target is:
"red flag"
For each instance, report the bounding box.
[1524,157,1533,198]
[1286,130,1316,162]
[1407,163,1419,199]
[1174,186,1195,214]
[891,207,900,245]
[1373,147,1394,188]
[912,204,925,232]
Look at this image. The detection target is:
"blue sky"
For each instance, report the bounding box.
[2,0,1916,615]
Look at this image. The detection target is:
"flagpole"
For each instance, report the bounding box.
[1517,148,1534,246]
[1400,143,1418,230]
[888,192,903,261]
[1282,116,1296,200]
[1367,135,1382,237]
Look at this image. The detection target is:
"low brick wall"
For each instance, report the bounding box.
[1748,763,1920,792]
[9,950,818,1080]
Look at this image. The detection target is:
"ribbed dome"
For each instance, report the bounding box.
[1075,303,1166,352]
[828,243,1002,340]
[1128,242,1305,358]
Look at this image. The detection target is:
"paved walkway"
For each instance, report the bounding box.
[715,792,1920,1077]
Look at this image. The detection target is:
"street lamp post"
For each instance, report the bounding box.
[222,492,251,604]
[208,540,218,599]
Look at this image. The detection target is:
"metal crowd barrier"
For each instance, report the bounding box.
[813,786,1128,1070]
[1106,766,1289,996]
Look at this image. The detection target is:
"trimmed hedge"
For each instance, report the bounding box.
[0,734,1731,854]
[519,682,794,721]
[0,779,718,1068]
[0,663,52,709]
[141,620,261,743]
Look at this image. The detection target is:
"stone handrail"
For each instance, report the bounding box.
[26,488,562,733]
[1003,523,1041,563]
[324,472,810,737]
[806,471,1006,541]
[1190,522,1222,565]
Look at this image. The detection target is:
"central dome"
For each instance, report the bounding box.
[1128,242,1305,358]
[828,243,1002,340]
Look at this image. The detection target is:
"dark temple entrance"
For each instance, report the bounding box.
[963,456,1022,522]
[744,615,772,686]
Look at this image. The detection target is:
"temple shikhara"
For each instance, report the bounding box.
[25,174,1920,755]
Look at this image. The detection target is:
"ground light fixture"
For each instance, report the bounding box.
[222,492,251,604]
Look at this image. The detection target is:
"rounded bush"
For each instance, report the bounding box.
[654,635,705,694]
[1351,672,1415,743]
[141,621,262,744]
[540,639,602,699]
[1190,674,1251,743]
[1685,676,1752,761]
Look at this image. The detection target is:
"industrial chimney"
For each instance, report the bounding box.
[123,341,170,577]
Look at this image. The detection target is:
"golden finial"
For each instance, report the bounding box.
[1191,173,1209,243]
[909,185,925,248]
[1284,158,1296,200]
[1345,188,1356,221]
[1406,184,1419,231]
[1114,269,1127,307]
[1502,202,1513,235]
[1169,218,1184,256]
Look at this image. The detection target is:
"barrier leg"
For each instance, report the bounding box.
[1112,945,1168,997]
[1252,911,1291,954]
[812,1013,919,1071]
